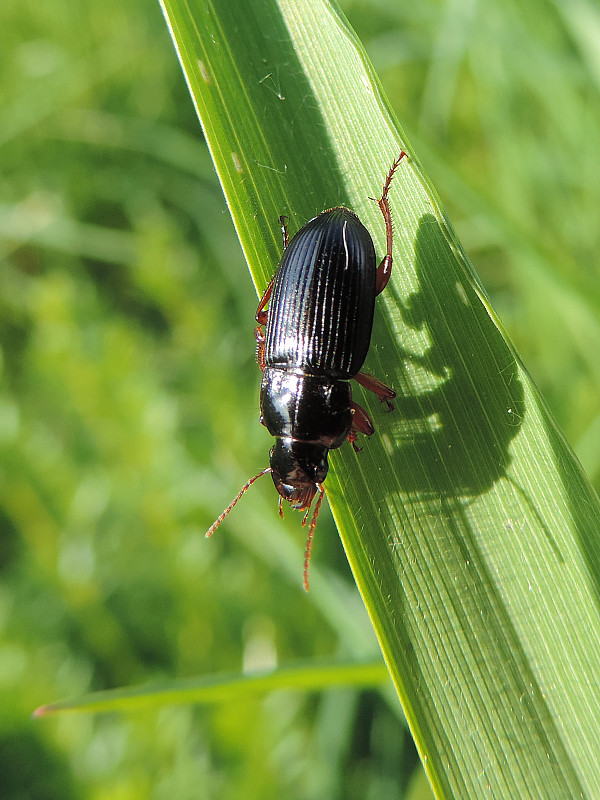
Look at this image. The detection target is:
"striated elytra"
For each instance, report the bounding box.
[265,207,377,378]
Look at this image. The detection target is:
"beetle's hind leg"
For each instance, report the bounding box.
[355,372,396,412]
[255,277,275,326]
[255,217,289,327]
[374,152,406,295]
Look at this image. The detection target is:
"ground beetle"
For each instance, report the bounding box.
[207,153,405,589]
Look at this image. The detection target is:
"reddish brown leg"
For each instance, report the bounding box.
[375,152,406,295]
[255,325,266,370]
[355,372,396,411]
[348,401,375,451]
[255,217,289,326]
[255,278,274,326]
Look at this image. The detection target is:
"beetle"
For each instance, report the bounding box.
[206,153,405,589]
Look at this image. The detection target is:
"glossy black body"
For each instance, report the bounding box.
[206,155,402,590]
[264,208,377,378]
[261,207,378,506]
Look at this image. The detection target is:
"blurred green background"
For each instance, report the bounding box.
[2,0,599,797]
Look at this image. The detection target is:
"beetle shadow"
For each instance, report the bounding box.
[381,214,525,498]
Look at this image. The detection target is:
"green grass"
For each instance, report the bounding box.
[2,0,600,798]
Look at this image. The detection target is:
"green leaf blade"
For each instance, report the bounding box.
[159,0,600,797]
[35,661,389,716]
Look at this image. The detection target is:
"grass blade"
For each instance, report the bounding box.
[34,661,389,716]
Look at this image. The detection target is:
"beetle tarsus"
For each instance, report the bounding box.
[347,428,363,452]
[375,151,406,295]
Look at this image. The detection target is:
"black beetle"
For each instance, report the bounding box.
[207,153,405,589]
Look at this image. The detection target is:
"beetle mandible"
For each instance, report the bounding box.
[207,153,406,590]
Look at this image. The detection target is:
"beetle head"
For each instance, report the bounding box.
[269,438,328,509]
[205,438,328,591]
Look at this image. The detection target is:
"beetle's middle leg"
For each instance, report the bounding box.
[355,372,396,412]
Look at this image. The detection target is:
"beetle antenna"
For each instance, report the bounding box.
[205,468,272,537]
[302,484,325,592]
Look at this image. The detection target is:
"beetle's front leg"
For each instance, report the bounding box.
[348,401,375,452]
[355,372,396,411]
